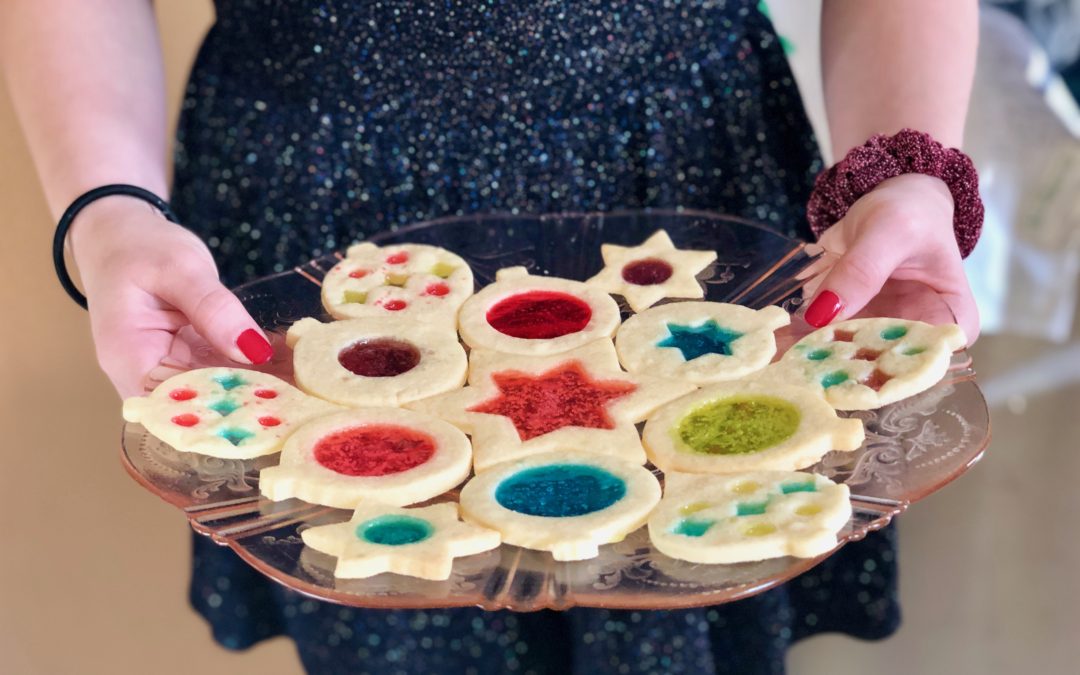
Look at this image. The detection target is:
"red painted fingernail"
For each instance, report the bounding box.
[804,290,844,328]
[236,329,273,364]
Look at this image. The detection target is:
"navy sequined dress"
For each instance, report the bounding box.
[172,2,900,673]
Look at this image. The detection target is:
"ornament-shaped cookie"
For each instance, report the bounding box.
[259,408,472,508]
[287,317,467,408]
[766,318,966,410]
[456,267,621,356]
[585,230,717,312]
[615,302,790,384]
[122,367,340,459]
[648,471,851,564]
[301,502,501,580]
[322,243,474,323]
[642,381,864,474]
[409,341,696,471]
[459,451,662,561]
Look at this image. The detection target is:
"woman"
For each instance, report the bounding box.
[2,1,980,672]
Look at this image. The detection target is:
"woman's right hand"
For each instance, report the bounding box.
[70,198,273,398]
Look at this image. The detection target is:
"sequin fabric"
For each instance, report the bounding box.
[175,1,900,672]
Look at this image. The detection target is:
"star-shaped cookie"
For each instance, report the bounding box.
[408,341,696,470]
[586,230,717,312]
[301,502,501,580]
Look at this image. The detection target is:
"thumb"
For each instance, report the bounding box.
[156,268,273,365]
[803,222,906,328]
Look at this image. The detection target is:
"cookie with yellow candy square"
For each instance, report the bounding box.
[301,502,501,580]
[642,381,864,474]
[648,471,852,564]
[615,301,790,384]
[585,230,717,312]
[322,242,474,323]
[122,367,341,460]
[286,316,467,408]
[766,317,966,410]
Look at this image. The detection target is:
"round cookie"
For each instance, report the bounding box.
[615,302,790,384]
[122,367,341,459]
[768,317,967,410]
[259,408,472,508]
[322,242,474,323]
[585,230,717,312]
[458,451,662,561]
[300,502,501,580]
[642,381,865,474]
[648,471,852,564]
[287,316,467,408]
[456,266,621,356]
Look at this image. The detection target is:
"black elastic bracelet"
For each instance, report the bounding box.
[53,184,179,309]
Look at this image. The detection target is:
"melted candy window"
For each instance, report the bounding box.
[673,518,715,537]
[218,428,254,446]
[208,399,240,417]
[881,326,908,340]
[621,258,674,286]
[657,320,744,361]
[675,395,800,455]
[338,338,421,378]
[494,464,626,517]
[820,371,849,389]
[485,291,592,339]
[313,424,436,476]
[358,515,434,546]
[213,373,246,391]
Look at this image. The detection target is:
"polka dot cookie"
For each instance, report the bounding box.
[459,450,661,561]
[122,367,341,459]
[259,408,472,509]
[648,471,852,564]
[301,502,501,580]
[767,318,967,410]
[322,243,474,323]
[585,230,717,312]
[615,302,790,384]
[409,341,696,471]
[287,316,467,408]
[456,266,621,356]
[642,381,865,474]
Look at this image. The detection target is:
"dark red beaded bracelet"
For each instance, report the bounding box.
[806,128,984,258]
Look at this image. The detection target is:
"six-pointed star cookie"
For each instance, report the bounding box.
[408,341,696,470]
[301,502,501,580]
[586,230,717,312]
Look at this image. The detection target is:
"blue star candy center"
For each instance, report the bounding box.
[657,320,744,361]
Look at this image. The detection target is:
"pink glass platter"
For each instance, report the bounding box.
[120,210,990,611]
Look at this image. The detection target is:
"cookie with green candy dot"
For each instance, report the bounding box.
[648,471,852,564]
[642,381,864,474]
[301,502,501,580]
[615,301,790,384]
[764,317,966,410]
[122,367,341,460]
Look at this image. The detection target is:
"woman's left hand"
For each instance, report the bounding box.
[801,173,980,344]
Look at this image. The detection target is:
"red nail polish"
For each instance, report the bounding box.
[236,329,273,364]
[804,290,844,328]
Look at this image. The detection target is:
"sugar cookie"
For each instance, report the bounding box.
[585,230,717,312]
[456,266,621,356]
[122,367,341,459]
[409,341,696,471]
[642,381,864,473]
[648,471,851,563]
[615,302,790,383]
[300,502,501,580]
[322,243,474,323]
[766,318,966,410]
[286,317,467,408]
[259,408,472,508]
[458,450,662,561]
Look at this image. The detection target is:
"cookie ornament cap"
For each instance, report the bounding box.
[301,502,501,580]
[648,471,852,564]
[616,301,790,384]
[458,450,662,561]
[642,381,865,474]
[286,316,467,407]
[259,408,472,508]
[122,367,341,459]
[456,266,621,356]
[321,242,474,323]
[766,317,967,410]
[409,341,696,471]
[586,230,717,312]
